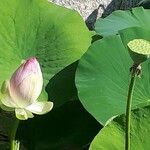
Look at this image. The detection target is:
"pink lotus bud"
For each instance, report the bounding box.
[0,57,53,120]
[10,57,43,107]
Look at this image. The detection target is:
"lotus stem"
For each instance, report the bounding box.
[10,118,20,150]
[125,63,141,150]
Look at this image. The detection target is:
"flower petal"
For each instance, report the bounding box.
[0,103,14,111]
[15,108,28,120]
[26,101,53,115]
[15,108,34,120]
[1,80,9,94]
[1,95,17,108]
[0,80,17,108]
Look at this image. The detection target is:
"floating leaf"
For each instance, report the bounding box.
[95,7,150,36]
[90,105,150,150]
[0,0,91,148]
[76,35,150,125]
[0,0,91,106]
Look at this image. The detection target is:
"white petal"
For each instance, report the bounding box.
[0,103,14,111]
[1,80,9,94]
[1,95,17,108]
[15,108,28,120]
[9,74,43,107]
[26,101,53,115]
[25,110,34,118]
[0,80,17,108]
[15,108,34,120]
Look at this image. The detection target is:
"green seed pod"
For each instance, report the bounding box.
[127,39,150,64]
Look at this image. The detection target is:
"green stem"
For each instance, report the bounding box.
[10,118,20,150]
[125,72,136,150]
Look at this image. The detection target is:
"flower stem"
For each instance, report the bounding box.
[10,118,20,150]
[125,70,136,150]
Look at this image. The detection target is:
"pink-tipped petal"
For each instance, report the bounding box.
[9,57,43,107]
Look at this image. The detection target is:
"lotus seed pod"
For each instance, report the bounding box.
[127,39,150,64]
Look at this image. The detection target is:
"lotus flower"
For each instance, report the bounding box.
[0,57,53,120]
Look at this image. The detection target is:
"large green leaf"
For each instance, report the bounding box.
[0,0,92,149]
[16,101,101,150]
[95,7,150,36]
[90,105,150,150]
[0,0,91,105]
[76,35,150,125]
